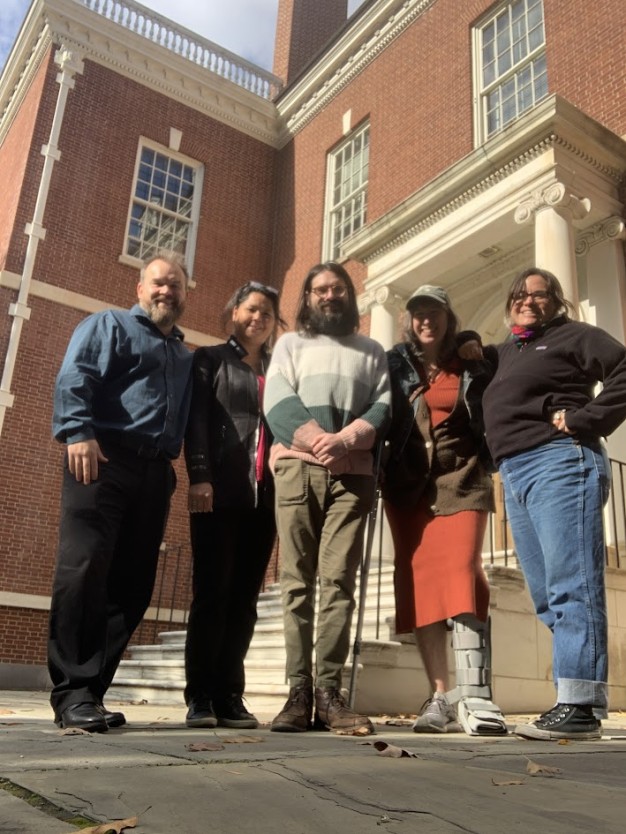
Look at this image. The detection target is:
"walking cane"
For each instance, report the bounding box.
[348,441,385,708]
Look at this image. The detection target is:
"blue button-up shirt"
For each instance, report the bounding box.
[53,304,193,459]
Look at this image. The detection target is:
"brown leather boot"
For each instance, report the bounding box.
[270,684,313,732]
[314,687,374,734]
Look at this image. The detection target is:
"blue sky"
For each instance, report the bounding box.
[1,0,365,75]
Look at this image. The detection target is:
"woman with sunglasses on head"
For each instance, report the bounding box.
[483,267,626,740]
[383,285,506,737]
[183,282,285,729]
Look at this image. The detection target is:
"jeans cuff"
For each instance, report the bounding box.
[557,677,608,716]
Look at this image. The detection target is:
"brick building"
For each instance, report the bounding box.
[1,0,625,700]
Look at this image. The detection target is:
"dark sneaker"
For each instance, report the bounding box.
[186,699,218,728]
[514,703,601,740]
[214,694,258,729]
[271,684,313,732]
[314,687,374,735]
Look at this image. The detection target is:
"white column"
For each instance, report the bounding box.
[367,287,402,349]
[514,182,590,308]
[576,217,626,464]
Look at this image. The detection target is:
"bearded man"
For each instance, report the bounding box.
[264,262,391,734]
[48,251,193,732]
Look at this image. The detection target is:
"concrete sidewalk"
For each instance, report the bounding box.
[1,691,626,834]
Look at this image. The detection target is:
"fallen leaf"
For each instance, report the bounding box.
[383,718,413,726]
[59,727,90,736]
[0,708,15,715]
[491,777,526,786]
[186,741,225,752]
[64,816,138,834]
[221,735,264,744]
[557,739,570,746]
[333,724,375,736]
[373,741,419,758]
[526,758,562,777]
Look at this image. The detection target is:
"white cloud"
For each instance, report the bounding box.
[1,0,366,75]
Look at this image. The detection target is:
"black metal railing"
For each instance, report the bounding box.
[135,457,626,645]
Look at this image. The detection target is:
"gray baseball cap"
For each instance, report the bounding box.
[406,284,450,310]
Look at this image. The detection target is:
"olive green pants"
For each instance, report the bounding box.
[273,458,374,688]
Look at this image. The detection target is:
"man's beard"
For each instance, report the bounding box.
[309,304,353,336]
[146,299,185,329]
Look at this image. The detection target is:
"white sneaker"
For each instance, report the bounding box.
[412,693,460,733]
[457,697,507,736]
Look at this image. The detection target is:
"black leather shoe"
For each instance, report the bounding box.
[214,694,258,729]
[186,699,217,728]
[56,702,108,733]
[100,705,126,728]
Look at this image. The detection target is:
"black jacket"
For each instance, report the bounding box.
[184,338,274,509]
[382,341,496,510]
[484,316,626,465]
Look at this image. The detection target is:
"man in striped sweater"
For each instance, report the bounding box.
[264,262,391,734]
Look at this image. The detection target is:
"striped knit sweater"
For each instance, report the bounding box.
[264,331,391,476]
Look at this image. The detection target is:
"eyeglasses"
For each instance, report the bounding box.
[237,281,279,303]
[512,290,551,303]
[308,285,348,299]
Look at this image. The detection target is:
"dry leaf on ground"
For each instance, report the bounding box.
[373,741,419,758]
[491,777,526,786]
[0,708,15,715]
[64,816,138,834]
[332,724,375,736]
[526,758,562,777]
[221,734,264,744]
[59,727,90,736]
[186,741,225,752]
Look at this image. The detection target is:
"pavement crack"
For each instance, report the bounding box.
[0,777,98,827]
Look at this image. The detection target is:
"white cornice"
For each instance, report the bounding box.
[275,0,435,145]
[343,95,626,265]
[0,0,281,148]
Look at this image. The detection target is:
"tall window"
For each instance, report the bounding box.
[475,0,547,142]
[123,141,203,271]
[324,123,369,260]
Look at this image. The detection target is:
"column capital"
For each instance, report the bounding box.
[54,46,85,78]
[358,286,404,316]
[514,182,591,225]
[575,216,626,256]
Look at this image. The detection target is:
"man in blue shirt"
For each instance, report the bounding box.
[48,251,193,732]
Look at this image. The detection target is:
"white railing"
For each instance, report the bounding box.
[78,0,283,99]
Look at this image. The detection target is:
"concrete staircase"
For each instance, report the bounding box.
[108,564,410,714]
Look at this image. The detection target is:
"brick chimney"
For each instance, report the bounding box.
[273,0,349,86]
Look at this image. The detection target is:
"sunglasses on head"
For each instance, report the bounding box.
[237,281,279,303]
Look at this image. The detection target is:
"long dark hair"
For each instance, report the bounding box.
[295,262,360,336]
[505,267,577,321]
[222,281,286,353]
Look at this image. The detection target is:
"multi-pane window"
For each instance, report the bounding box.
[324,123,369,260]
[124,142,203,269]
[476,0,547,141]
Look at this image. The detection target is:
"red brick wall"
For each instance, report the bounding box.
[0,56,277,664]
[0,50,53,271]
[544,0,626,135]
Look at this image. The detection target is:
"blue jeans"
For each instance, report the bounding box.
[499,437,610,715]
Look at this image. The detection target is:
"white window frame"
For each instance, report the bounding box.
[119,138,204,277]
[322,122,370,261]
[472,0,547,145]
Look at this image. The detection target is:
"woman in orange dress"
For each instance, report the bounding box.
[383,285,506,736]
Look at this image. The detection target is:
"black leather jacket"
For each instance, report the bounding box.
[184,337,274,509]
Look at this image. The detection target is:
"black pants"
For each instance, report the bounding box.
[184,504,276,704]
[48,448,174,717]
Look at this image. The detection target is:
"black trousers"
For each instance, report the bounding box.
[184,503,276,704]
[48,448,174,717]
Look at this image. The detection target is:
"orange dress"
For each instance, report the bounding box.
[386,370,490,631]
